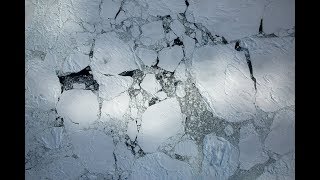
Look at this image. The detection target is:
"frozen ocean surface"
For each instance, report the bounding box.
[25,0,295,179]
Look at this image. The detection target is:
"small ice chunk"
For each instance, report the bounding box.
[39,127,64,149]
[70,129,115,173]
[137,98,184,153]
[131,107,139,119]
[224,125,234,136]
[170,19,185,37]
[129,152,194,180]
[174,62,188,82]
[265,109,295,155]
[56,89,99,129]
[101,92,130,120]
[140,74,162,95]
[201,134,239,180]
[239,123,268,170]
[73,83,85,89]
[158,46,183,72]
[155,91,167,100]
[135,48,157,67]
[176,82,186,98]
[174,139,198,157]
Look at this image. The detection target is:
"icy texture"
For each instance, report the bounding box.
[101,92,130,120]
[129,152,194,180]
[158,46,184,72]
[202,134,239,180]
[188,0,265,41]
[245,37,295,112]
[26,0,295,179]
[135,48,158,67]
[26,59,61,111]
[140,21,165,46]
[138,98,184,153]
[239,123,268,170]
[263,0,295,35]
[38,127,64,149]
[92,33,138,75]
[174,139,198,157]
[192,44,256,122]
[70,129,115,173]
[265,109,295,155]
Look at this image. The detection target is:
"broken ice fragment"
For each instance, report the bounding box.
[140,74,162,95]
[56,89,99,129]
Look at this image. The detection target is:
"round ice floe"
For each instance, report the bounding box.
[265,109,295,155]
[202,134,239,180]
[129,152,194,180]
[69,129,115,173]
[137,98,184,153]
[56,89,99,128]
[192,44,256,122]
[25,59,61,111]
